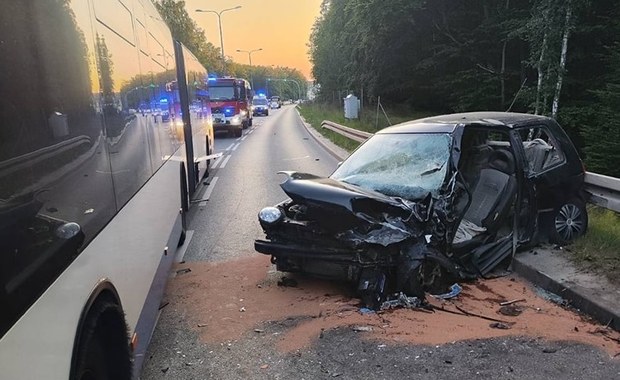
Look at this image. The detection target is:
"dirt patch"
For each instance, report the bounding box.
[167,255,620,357]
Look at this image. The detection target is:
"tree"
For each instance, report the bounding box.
[154,0,222,73]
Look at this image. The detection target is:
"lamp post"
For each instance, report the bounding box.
[196,6,241,72]
[236,48,262,90]
[283,78,303,101]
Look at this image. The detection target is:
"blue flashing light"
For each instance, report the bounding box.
[208,74,218,82]
[224,107,235,115]
[160,97,168,103]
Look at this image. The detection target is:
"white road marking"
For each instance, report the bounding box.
[174,230,194,263]
[236,137,242,141]
[241,135,247,141]
[197,176,219,206]
[219,155,232,169]
[224,143,234,151]
[210,155,224,169]
[232,143,240,151]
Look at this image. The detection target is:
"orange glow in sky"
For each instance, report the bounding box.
[186,0,322,79]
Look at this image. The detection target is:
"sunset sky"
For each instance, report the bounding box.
[185,0,323,80]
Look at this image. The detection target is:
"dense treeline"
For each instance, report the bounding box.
[310,0,620,176]
[154,0,307,101]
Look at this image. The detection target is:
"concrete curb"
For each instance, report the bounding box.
[295,107,349,162]
[513,248,620,332]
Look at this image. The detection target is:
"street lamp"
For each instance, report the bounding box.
[283,79,303,101]
[195,6,241,72]
[268,78,303,101]
[236,48,262,90]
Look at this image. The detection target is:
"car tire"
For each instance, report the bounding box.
[548,198,588,244]
[234,128,243,138]
[266,111,269,116]
[249,117,253,127]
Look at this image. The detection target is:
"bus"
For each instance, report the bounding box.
[0,1,213,378]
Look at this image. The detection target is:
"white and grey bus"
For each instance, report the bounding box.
[0,1,213,378]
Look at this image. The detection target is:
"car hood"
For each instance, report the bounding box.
[279,171,411,212]
[277,172,434,246]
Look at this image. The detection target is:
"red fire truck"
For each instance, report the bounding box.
[208,77,253,137]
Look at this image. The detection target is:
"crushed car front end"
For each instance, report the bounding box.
[255,131,474,305]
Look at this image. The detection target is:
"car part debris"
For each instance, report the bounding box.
[499,305,523,316]
[431,283,462,300]
[499,298,526,306]
[489,322,511,329]
[352,325,373,332]
[380,292,423,310]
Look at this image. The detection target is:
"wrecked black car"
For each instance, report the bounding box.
[255,112,588,306]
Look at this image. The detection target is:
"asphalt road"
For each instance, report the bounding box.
[183,105,338,263]
[141,105,620,379]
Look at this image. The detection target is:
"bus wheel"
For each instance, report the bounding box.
[73,301,131,380]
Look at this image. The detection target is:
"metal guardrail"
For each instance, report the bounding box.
[321,120,372,143]
[321,120,620,212]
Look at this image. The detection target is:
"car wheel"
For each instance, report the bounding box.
[249,117,253,126]
[549,198,588,244]
[234,128,243,138]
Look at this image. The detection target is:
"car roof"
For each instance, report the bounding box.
[377,112,551,134]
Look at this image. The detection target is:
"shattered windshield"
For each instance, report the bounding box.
[331,133,452,200]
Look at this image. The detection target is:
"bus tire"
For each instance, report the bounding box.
[72,301,131,380]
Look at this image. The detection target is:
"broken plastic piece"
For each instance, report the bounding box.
[431,283,462,300]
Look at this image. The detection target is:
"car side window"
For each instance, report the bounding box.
[518,126,565,175]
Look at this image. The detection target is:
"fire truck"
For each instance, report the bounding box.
[208,77,253,137]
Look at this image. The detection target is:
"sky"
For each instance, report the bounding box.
[185,0,323,80]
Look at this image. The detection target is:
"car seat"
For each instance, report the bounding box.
[453,149,517,245]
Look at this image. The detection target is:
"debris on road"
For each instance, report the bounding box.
[431,283,462,300]
[499,298,526,306]
[381,292,424,310]
[499,305,524,316]
[176,268,191,275]
[260,364,269,369]
[240,307,246,312]
[489,322,511,330]
[351,325,373,332]
[197,323,207,328]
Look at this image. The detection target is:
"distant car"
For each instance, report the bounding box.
[270,96,281,109]
[255,112,588,307]
[252,96,269,116]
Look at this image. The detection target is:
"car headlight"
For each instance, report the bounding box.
[258,207,283,225]
[230,115,242,125]
[240,110,247,116]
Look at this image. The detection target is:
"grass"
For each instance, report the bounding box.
[567,206,620,286]
[297,102,430,152]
